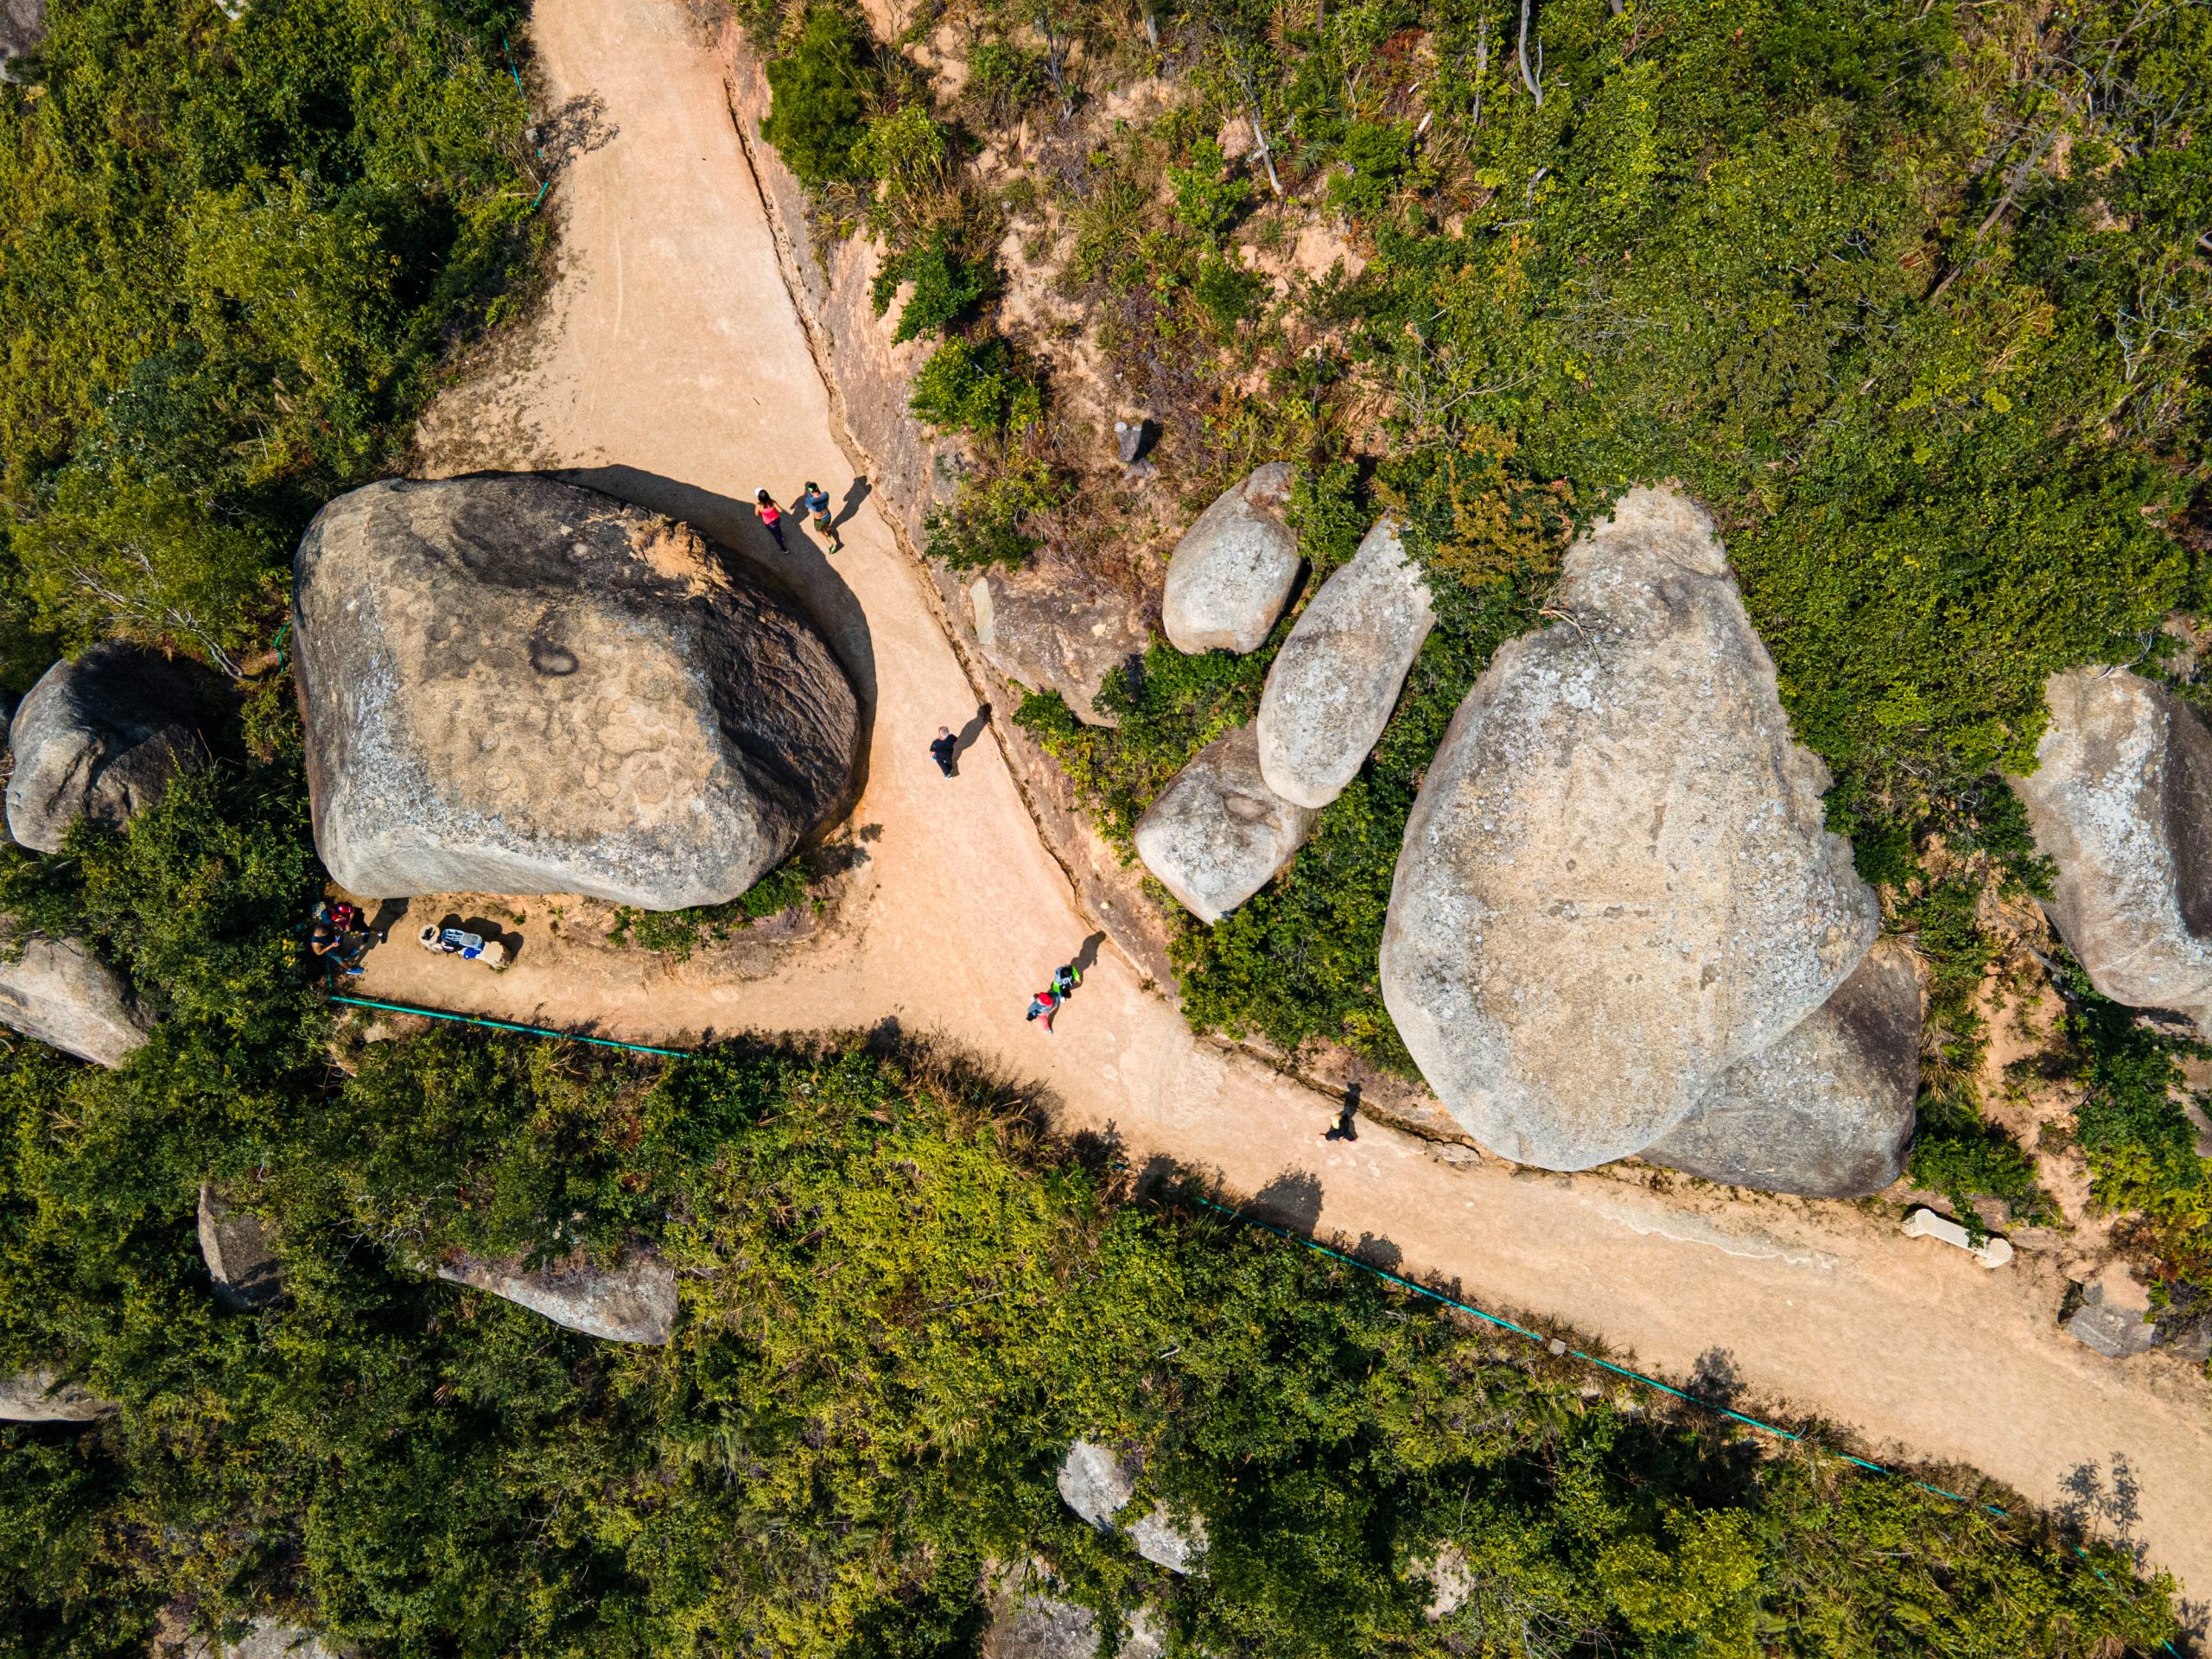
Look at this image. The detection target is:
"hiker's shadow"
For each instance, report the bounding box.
[1071,931,1106,977]
[552,465,879,817]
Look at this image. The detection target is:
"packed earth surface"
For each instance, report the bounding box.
[351,0,2212,1601]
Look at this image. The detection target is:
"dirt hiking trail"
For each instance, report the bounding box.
[383,0,2212,1597]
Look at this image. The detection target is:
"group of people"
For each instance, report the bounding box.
[307,899,372,978]
[754,481,842,553]
[1026,961,1084,1033]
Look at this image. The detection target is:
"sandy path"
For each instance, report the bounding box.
[387,0,2212,1597]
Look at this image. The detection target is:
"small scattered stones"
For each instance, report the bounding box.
[435,1245,677,1344]
[6,641,203,854]
[1133,723,1314,923]
[199,1185,283,1311]
[1255,516,1435,809]
[1161,462,1300,655]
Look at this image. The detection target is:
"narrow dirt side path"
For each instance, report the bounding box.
[388,0,2212,1596]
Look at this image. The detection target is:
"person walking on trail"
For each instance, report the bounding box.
[1052,962,1082,999]
[754,488,787,550]
[801,480,841,551]
[1320,1096,1359,1144]
[1027,987,1061,1033]
[931,726,958,778]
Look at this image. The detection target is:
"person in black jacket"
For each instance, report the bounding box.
[930,726,958,778]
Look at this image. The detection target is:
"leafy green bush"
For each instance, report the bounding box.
[908,336,1042,437]
[963,39,1042,123]
[760,5,879,188]
[1330,118,1416,215]
[1192,253,1269,335]
[1168,136,1251,245]
[604,855,820,960]
[923,456,1062,570]
[869,230,995,343]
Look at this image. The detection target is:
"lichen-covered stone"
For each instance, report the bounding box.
[1161,462,1300,654]
[0,929,149,1068]
[1642,940,1921,1198]
[1134,724,1313,923]
[1255,516,1434,808]
[1380,487,1878,1170]
[0,1367,117,1422]
[435,1245,677,1344]
[2010,669,2212,1031]
[199,1185,283,1311]
[969,563,1147,727]
[6,641,202,854]
[293,475,859,909]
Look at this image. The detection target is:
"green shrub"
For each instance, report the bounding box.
[908,336,1042,437]
[964,39,1043,122]
[1330,118,1415,215]
[761,6,880,188]
[1193,253,1269,335]
[870,230,995,343]
[1168,136,1252,245]
[604,855,820,961]
[924,456,1062,570]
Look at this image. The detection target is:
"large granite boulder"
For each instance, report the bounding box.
[293,475,860,909]
[969,563,1148,727]
[199,1185,283,1311]
[1255,517,1434,808]
[0,0,43,79]
[1642,939,1921,1198]
[2010,669,2212,1031]
[1053,1440,1205,1574]
[1162,462,1300,654]
[1133,724,1313,922]
[6,642,202,854]
[1380,487,1878,1170]
[0,930,149,1067]
[435,1245,677,1344]
[982,1592,1163,1659]
[0,1367,118,1422]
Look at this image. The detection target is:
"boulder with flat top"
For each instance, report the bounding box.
[1162,462,1301,655]
[293,475,860,910]
[1134,723,1313,922]
[1380,487,1878,1170]
[968,562,1148,727]
[0,929,149,1067]
[6,641,203,854]
[2010,668,2212,1033]
[1255,516,1433,808]
[1642,939,1920,1198]
[435,1244,677,1344]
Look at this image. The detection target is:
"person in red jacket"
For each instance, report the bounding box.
[1026,987,1061,1033]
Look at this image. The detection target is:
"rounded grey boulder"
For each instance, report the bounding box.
[6,641,203,854]
[1161,462,1300,654]
[293,475,860,909]
[1134,723,1314,923]
[1380,487,1878,1170]
[2009,669,2212,1031]
[1642,939,1921,1198]
[1255,516,1434,809]
[0,930,149,1067]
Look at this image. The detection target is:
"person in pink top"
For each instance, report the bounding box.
[754,488,787,549]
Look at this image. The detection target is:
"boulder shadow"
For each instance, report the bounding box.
[554,465,879,810]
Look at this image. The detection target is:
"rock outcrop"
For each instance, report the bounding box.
[1161,462,1300,655]
[435,1245,677,1344]
[1380,487,1878,1170]
[185,1618,340,1659]
[293,475,860,909]
[1255,517,1433,809]
[982,1592,1163,1659]
[0,1367,118,1422]
[1053,1440,1205,1574]
[2066,1263,2160,1358]
[2010,669,2212,1031]
[1134,724,1313,922]
[1642,940,1921,1198]
[969,563,1148,727]
[0,0,43,79]
[199,1185,283,1311]
[6,642,202,854]
[0,930,149,1067]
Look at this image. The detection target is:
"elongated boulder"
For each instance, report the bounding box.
[0,1368,117,1422]
[1380,487,1878,1170]
[435,1245,677,1344]
[1255,517,1433,808]
[1134,724,1313,922]
[199,1185,283,1311]
[0,930,149,1067]
[293,475,860,909]
[1162,462,1300,654]
[2009,670,2212,1031]
[1642,940,1921,1197]
[6,642,202,854]
[969,563,1147,727]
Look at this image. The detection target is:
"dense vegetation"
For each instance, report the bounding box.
[0,0,538,685]
[0,760,2182,1651]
